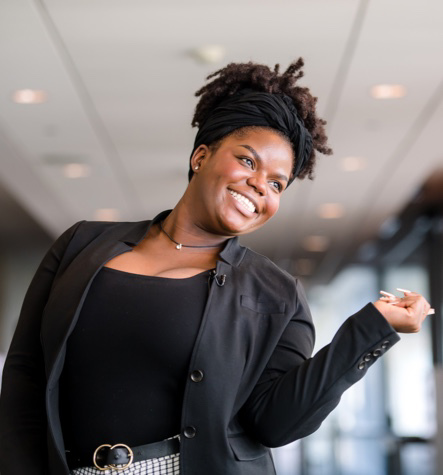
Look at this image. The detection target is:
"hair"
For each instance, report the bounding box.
[191,58,332,181]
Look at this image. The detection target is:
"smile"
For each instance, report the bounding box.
[228,189,256,213]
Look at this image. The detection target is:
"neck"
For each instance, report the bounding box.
[162,200,230,250]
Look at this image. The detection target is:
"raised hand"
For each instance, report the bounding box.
[373,289,433,333]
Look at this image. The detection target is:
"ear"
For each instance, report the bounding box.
[190,145,210,173]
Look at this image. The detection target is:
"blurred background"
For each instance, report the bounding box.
[0,0,442,473]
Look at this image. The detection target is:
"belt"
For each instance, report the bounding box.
[67,437,180,471]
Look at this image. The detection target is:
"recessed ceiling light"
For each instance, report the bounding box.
[42,153,89,166]
[94,208,120,221]
[340,156,367,172]
[63,163,91,178]
[317,203,345,219]
[370,84,406,99]
[13,89,47,104]
[302,235,329,252]
[190,45,226,64]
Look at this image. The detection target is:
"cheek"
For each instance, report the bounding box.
[265,195,280,219]
[212,157,245,180]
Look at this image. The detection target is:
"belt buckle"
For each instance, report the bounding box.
[93,443,134,471]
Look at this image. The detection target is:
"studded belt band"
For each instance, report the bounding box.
[67,437,180,471]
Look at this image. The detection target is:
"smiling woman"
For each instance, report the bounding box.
[0,59,432,475]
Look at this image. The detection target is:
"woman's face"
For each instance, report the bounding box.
[190,127,294,236]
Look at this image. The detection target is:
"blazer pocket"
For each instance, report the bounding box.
[241,295,285,315]
[228,434,268,461]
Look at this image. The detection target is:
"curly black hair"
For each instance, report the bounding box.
[191,58,332,181]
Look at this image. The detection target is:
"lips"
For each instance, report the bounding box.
[228,189,257,213]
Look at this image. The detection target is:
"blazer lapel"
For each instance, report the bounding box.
[41,236,133,380]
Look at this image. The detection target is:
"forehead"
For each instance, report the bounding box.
[224,127,294,171]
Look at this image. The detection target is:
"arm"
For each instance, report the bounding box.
[241,283,438,447]
[240,286,431,448]
[239,280,412,448]
[0,221,84,475]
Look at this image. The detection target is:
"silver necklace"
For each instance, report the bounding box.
[159,221,223,250]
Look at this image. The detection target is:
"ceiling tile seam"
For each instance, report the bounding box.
[323,0,370,128]
[33,0,144,217]
[285,0,370,269]
[316,76,443,283]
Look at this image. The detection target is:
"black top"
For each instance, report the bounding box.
[59,266,210,464]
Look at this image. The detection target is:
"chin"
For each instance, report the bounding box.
[218,214,262,236]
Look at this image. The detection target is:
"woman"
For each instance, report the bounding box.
[0,59,431,475]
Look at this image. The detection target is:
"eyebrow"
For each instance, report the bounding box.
[239,144,289,184]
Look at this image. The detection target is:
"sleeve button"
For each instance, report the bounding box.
[358,361,366,370]
[183,426,197,438]
[373,349,382,357]
[190,370,204,382]
[364,353,372,362]
[381,341,390,349]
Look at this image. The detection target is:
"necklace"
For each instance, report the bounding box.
[159,221,223,250]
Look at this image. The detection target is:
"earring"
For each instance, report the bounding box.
[194,165,199,170]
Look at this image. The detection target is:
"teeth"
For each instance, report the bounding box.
[229,190,256,213]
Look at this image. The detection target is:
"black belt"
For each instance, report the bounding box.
[67,438,180,470]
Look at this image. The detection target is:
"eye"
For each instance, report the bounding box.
[269,180,283,192]
[239,157,254,168]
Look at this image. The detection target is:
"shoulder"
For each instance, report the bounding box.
[65,209,173,245]
[67,219,151,243]
[234,246,311,322]
[240,246,303,297]
[242,246,296,282]
[73,219,147,234]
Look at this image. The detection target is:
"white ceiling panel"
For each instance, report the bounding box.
[1,0,442,284]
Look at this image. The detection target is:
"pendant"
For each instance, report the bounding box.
[176,243,182,250]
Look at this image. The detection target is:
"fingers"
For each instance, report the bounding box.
[379,289,434,316]
[375,289,433,333]
[379,290,396,299]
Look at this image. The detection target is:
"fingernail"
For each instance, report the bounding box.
[396,287,412,293]
[380,290,396,298]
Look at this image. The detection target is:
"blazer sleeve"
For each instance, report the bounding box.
[0,221,84,475]
[239,279,401,448]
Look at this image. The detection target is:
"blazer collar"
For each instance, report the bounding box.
[118,209,246,267]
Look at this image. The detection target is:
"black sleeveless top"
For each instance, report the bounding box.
[59,266,210,464]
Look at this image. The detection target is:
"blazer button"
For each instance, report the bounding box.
[190,370,204,382]
[183,426,197,438]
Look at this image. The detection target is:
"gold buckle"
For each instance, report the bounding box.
[93,443,134,471]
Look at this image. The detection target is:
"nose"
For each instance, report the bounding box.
[246,175,267,196]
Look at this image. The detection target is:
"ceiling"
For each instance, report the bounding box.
[1,0,442,284]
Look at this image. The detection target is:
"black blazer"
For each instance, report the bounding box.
[0,210,400,475]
